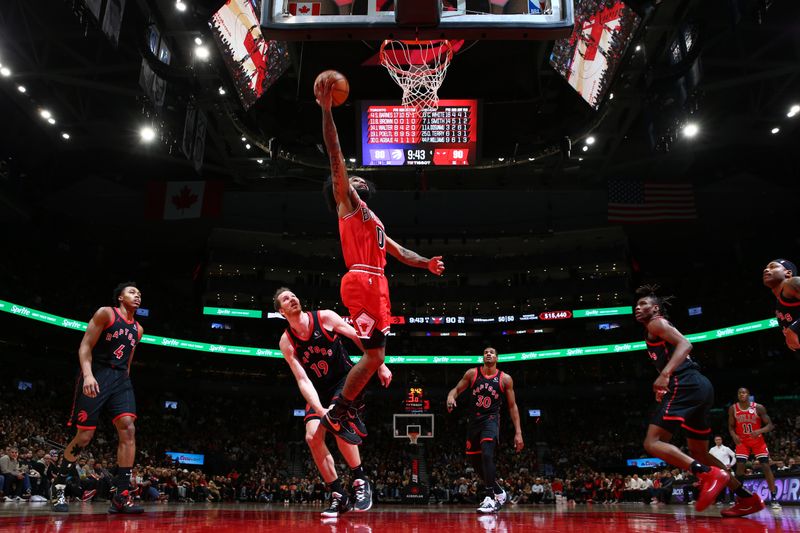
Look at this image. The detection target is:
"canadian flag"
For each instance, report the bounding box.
[288,2,321,16]
[145,181,223,220]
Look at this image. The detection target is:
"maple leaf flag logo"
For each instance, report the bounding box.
[171,185,198,212]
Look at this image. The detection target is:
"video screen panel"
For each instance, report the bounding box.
[209,0,291,109]
[549,0,641,109]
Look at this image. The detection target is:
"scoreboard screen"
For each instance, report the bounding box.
[360,100,480,167]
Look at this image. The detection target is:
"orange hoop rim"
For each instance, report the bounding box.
[408,431,421,445]
[379,39,454,78]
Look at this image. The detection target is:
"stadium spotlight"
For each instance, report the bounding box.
[61,132,70,140]
[39,109,52,120]
[175,1,187,12]
[582,145,589,152]
[140,126,156,142]
[194,37,203,46]
[682,123,699,138]
[585,136,595,145]
[47,117,56,125]
[218,86,226,95]
[0,66,10,77]
[17,85,26,93]
[245,143,251,150]
[194,46,210,60]
[771,127,780,134]
[788,104,799,118]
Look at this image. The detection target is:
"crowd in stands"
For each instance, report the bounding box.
[2,374,798,507]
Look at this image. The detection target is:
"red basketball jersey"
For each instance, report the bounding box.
[338,199,387,272]
[734,402,763,439]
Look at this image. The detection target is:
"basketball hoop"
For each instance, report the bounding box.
[408,431,421,445]
[379,39,453,110]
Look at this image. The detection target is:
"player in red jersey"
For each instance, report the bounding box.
[633,285,763,518]
[729,387,780,509]
[315,75,445,445]
[762,258,800,351]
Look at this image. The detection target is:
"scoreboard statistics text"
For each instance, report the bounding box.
[360,100,479,167]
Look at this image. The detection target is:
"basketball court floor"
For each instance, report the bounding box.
[0,502,796,532]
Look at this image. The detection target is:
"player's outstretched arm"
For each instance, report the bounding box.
[319,309,392,387]
[385,236,445,275]
[446,368,475,412]
[79,307,113,398]
[781,278,800,350]
[280,333,326,415]
[316,78,359,217]
[504,373,524,452]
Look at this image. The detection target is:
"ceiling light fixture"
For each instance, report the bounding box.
[140,126,156,142]
[683,123,699,138]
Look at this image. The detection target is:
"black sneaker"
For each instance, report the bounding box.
[351,478,373,512]
[321,491,351,517]
[108,489,144,514]
[321,411,362,445]
[349,408,368,438]
[52,485,69,513]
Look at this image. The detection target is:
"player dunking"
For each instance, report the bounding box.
[314,74,445,445]
[633,285,764,518]
[729,387,780,509]
[54,282,144,514]
[762,258,800,351]
[446,347,523,514]
[274,288,392,517]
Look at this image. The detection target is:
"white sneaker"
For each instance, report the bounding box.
[477,496,500,514]
[494,489,507,506]
[771,500,782,510]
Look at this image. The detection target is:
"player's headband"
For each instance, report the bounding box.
[772,258,797,276]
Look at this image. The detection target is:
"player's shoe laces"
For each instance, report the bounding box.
[108,489,144,514]
[321,491,351,517]
[321,411,362,445]
[721,493,765,518]
[52,485,69,513]
[477,495,501,514]
[695,467,729,512]
[349,407,368,438]
[351,478,373,512]
[494,488,507,507]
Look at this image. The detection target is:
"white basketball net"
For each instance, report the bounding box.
[380,40,454,110]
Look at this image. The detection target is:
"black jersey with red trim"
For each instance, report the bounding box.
[645,319,699,375]
[285,311,353,391]
[93,308,140,371]
[470,367,505,419]
[774,289,800,329]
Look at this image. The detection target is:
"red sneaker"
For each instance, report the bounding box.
[695,467,730,512]
[721,494,765,518]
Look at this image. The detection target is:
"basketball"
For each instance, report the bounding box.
[315,70,349,107]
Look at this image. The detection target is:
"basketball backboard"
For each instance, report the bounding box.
[261,0,574,41]
[393,413,434,442]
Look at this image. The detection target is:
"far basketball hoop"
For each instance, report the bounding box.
[408,430,421,445]
[380,39,453,110]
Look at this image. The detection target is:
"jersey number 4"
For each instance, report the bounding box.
[113,345,125,359]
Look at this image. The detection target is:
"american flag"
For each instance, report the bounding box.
[608,180,696,223]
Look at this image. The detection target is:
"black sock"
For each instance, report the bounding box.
[116,467,132,490]
[735,486,752,499]
[350,465,366,482]
[56,461,74,484]
[770,488,777,500]
[331,397,352,418]
[328,478,344,496]
[690,461,710,474]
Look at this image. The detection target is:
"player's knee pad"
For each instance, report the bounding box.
[362,330,386,349]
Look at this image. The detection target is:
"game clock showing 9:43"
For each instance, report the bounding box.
[361,99,479,167]
[405,387,430,413]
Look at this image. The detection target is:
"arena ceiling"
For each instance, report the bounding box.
[0,0,798,200]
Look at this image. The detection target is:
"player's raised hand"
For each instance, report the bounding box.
[314,75,336,110]
[428,256,445,276]
[83,375,100,398]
